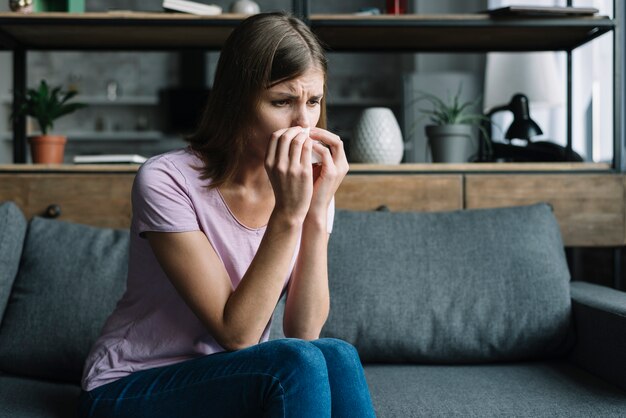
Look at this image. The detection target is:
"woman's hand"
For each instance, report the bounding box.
[308,127,349,217]
[265,126,314,225]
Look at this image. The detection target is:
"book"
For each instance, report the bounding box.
[485,6,599,17]
[73,154,148,164]
[162,0,222,16]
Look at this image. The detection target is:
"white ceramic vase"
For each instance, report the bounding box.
[229,0,260,14]
[351,107,404,164]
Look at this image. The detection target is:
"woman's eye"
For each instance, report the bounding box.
[272,100,290,107]
[308,99,320,106]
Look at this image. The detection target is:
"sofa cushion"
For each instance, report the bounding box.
[0,217,128,383]
[321,203,572,363]
[0,374,80,418]
[364,362,626,417]
[0,202,27,324]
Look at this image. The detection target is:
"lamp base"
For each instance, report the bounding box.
[488,141,583,163]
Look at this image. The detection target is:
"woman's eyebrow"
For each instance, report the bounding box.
[271,92,324,100]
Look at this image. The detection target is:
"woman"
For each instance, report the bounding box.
[79,12,376,418]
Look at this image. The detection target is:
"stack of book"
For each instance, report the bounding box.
[162,0,222,16]
[73,154,148,164]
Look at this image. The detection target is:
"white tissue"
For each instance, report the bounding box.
[302,128,322,164]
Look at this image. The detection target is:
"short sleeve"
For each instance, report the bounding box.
[326,196,335,234]
[131,156,200,238]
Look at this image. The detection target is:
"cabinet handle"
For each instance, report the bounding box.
[45,204,62,218]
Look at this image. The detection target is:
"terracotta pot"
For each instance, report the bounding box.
[28,135,67,164]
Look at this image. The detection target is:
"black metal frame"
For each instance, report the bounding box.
[3,2,618,165]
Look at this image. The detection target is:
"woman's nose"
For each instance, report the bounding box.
[292,105,310,128]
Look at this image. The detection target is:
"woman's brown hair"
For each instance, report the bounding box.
[187,12,328,188]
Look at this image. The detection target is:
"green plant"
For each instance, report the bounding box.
[12,80,87,135]
[413,85,495,159]
[415,85,487,126]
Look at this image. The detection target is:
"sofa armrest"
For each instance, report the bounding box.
[569,281,626,391]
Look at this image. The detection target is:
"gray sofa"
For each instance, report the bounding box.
[1,200,625,417]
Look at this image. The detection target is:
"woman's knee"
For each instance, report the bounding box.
[264,338,328,372]
[313,338,360,357]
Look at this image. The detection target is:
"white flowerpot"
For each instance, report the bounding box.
[351,107,404,164]
[426,124,473,163]
[229,0,260,14]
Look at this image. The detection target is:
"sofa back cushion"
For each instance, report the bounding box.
[0,217,128,383]
[320,203,572,363]
[0,202,27,325]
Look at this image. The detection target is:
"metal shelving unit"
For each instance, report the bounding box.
[0,3,621,171]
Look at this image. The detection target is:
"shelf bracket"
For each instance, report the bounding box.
[292,0,310,24]
[12,48,27,164]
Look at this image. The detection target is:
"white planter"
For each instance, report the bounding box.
[351,107,404,164]
[229,0,260,14]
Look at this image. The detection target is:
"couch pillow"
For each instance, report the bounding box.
[0,202,27,324]
[320,203,572,363]
[0,217,128,383]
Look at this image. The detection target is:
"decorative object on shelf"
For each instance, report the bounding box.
[481,52,578,162]
[386,0,407,15]
[9,0,33,13]
[162,0,222,15]
[106,80,120,102]
[351,107,403,164]
[229,0,259,14]
[483,94,583,162]
[417,86,488,163]
[12,80,87,164]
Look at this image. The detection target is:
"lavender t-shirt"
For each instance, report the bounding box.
[81,147,334,391]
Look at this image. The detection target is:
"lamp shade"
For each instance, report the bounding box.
[483,52,564,112]
[504,94,543,141]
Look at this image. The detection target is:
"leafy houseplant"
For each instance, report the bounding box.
[13,80,87,163]
[416,87,490,163]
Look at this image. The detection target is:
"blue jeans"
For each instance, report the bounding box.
[78,338,376,418]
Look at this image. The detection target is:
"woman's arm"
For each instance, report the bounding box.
[283,128,348,339]
[147,126,315,351]
[146,212,300,352]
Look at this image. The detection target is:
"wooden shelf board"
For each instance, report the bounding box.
[0,12,245,50]
[311,14,614,52]
[0,162,612,174]
[0,12,614,51]
[348,162,612,173]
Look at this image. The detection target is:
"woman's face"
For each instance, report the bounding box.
[248,66,325,158]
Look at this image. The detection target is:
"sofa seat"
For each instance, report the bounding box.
[364,362,626,417]
[0,374,80,418]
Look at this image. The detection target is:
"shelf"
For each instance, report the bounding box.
[0,162,612,174]
[0,11,245,51]
[1,94,159,105]
[347,162,613,173]
[311,14,614,52]
[0,12,614,52]
[1,130,171,141]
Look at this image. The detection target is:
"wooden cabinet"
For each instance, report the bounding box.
[465,174,625,246]
[337,175,463,212]
[1,165,624,247]
[0,171,134,229]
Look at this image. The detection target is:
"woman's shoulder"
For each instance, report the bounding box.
[137,147,209,188]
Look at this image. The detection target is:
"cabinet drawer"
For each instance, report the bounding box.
[0,174,135,229]
[465,174,625,246]
[337,175,463,212]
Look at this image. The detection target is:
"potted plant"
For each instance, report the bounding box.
[12,80,87,164]
[416,86,490,163]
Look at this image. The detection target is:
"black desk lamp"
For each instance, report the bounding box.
[479,93,582,163]
[488,93,542,143]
